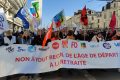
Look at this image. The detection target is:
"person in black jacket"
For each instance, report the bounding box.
[4,30,16,45]
[0,33,4,46]
[31,29,43,45]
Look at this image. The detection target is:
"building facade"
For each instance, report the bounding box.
[0,0,27,32]
[101,0,120,29]
[66,9,102,29]
[66,0,120,29]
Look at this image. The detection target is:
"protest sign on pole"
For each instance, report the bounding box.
[0,8,9,34]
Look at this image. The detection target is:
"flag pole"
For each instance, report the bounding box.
[105,28,109,41]
[84,26,86,41]
[105,11,116,41]
[12,17,15,33]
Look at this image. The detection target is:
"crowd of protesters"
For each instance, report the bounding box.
[0,27,120,46]
[0,27,120,80]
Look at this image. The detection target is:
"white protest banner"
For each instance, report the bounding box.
[0,40,120,77]
[0,8,9,34]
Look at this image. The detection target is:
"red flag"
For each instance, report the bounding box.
[80,6,88,26]
[42,22,53,48]
[109,11,116,31]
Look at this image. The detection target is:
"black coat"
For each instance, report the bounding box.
[31,35,43,45]
[31,35,51,46]
[0,35,4,46]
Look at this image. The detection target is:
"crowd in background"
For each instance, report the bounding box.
[0,27,120,46]
[1,27,120,80]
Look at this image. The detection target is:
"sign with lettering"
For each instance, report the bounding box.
[0,40,120,77]
[0,8,9,34]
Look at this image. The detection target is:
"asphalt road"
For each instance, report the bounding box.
[0,69,120,80]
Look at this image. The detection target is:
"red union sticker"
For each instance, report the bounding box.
[52,42,59,49]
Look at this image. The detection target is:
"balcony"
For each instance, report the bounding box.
[0,0,26,15]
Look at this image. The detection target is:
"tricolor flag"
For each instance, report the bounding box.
[15,7,29,29]
[42,22,53,48]
[80,6,88,26]
[53,10,65,28]
[109,11,116,32]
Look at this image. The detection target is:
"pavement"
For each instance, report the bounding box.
[88,69,120,80]
[0,69,120,80]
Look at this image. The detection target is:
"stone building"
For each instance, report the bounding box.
[66,0,120,29]
[0,0,27,32]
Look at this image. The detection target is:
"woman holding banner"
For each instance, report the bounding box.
[18,30,32,45]
[4,30,16,45]
[66,30,75,40]
[91,32,104,42]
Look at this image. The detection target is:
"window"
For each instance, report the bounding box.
[104,22,106,28]
[110,12,112,17]
[98,19,100,23]
[114,3,116,8]
[88,11,91,14]
[104,14,106,19]
[102,7,104,11]
[92,16,94,20]
[9,12,11,16]
[8,12,12,17]
[114,11,116,14]
[98,25,99,28]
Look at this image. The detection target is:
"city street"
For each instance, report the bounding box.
[0,0,120,80]
[0,69,120,80]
